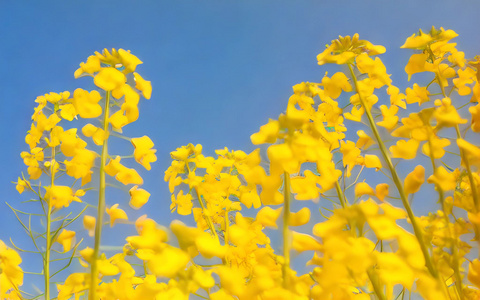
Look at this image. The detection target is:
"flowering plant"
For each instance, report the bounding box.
[2,26,480,300]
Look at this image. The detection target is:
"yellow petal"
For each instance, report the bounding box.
[288,207,311,226]
[404,165,425,195]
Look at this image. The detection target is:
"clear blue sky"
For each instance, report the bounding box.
[1,0,480,295]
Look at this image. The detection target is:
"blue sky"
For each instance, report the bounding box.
[1,0,480,296]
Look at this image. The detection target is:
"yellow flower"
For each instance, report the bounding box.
[421,136,450,159]
[255,206,283,229]
[134,72,152,99]
[118,49,143,73]
[290,170,321,200]
[457,138,480,167]
[83,215,96,237]
[15,177,29,194]
[44,185,82,209]
[131,136,157,170]
[106,204,128,227]
[56,273,88,300]
[376,105,399,130]
[105,156,144,185]
[404,53,428,81]
[64,148,96,186]
[74,55,101,78]
[291,232,322,252]
[470,103,480,132]
[82,123,107,145]
[250,120,280,145]
[94,67,126,91]
[433,97,467,128]
[56,229,76,252]
[427,166,456,191]
[321,72,352,99]
[375,183,389,202]
[0,240,23,299]
[147,246,190,278]
[288,207,311,226]
[405,83,430,106]
[317,33,385,65]
[390,139,420,160]
[364,154,382,170]
[170,190,193,215]
[355,182,375,198]
[401,27,458,49]
[404,165,425,195]
[196,235,227,259]
[72,88,102,119]
[468,259,480,288]
[129,185,150,209]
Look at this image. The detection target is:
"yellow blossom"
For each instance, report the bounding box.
[106,204,128,227]
[469,103,480,132]
[56,229,76,252]
[356,130,374,149]
[94,67,126,91]
[72,88,102,119]
[83,215,96,237]
[74,55,101,78]
[406,83,430,106]
[375,183,389,201]
[82,123,107,145]
[129,185,150,209]
[355,182,375,198]
[404,165,425,195]
[317,33,385,65]
[44,185,82,209]
[390,139,420,160]
[434,97,467,127]
[427,166,456,191]
[376,105,399,130]
[291,232,322,252]
[131,135,157,170]
[0,240,23,299]
[255,206,283,229]
[288,207,311,226]
[118,49,143,73]
[134,72,152,99]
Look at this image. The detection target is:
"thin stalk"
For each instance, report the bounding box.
[282,171,291,288]
[335,181,348,208]
[44,145,56,300]
[368,269,387,300]
[89,91,111,300]
[347,64,439,279]
[194,187,219,242]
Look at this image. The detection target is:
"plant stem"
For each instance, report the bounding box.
[347,64,439,280]
[44,145,55,300]
[194,187,219,242]
[282,171,291,289]
[89,91,111,300]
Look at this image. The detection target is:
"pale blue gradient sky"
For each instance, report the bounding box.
[1,0,480,296]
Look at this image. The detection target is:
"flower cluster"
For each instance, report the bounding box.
[3,27,480,300]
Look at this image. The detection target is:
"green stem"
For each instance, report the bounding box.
[89,91,111,300]
[367,269,387,300]
[335,181,348,208]
[44,146,56,300]
[282,171,291,289]
[194,187,219,242]
[347,64,439,279]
